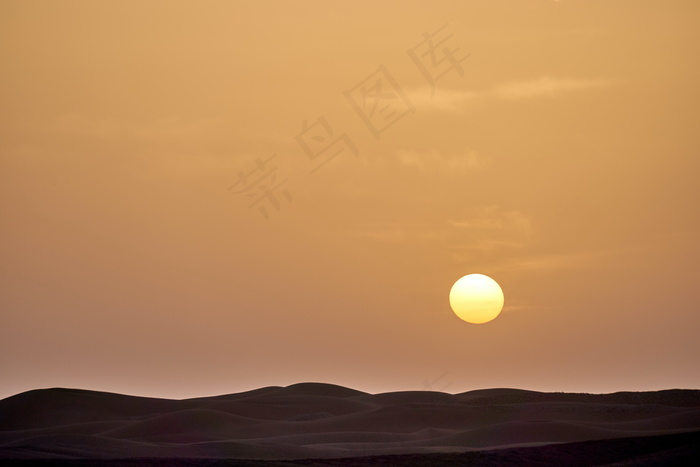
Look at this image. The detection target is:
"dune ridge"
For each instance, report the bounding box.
[1,384,699,463]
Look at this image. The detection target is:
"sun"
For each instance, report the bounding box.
[449,274,504,324]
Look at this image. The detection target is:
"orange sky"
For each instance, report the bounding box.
[2,0,699,400]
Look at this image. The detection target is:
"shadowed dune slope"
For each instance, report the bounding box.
[1,384,699,460]
[1,431,699,466]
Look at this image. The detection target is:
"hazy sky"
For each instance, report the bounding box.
[2,0,699,400]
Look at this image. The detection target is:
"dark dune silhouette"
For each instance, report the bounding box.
[1,383,699,466]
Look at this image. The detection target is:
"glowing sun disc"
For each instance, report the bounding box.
[449,274,504,324]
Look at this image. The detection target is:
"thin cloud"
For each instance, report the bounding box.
[395,148,490,174]
[450,207,534,238]
[404,87,479,112]
[452,238,527,253]
[449,218,504,229]
[448,207,536,261]
[405,76,614,112]
[492,75,612,99]
[501,303,547,314]
[351,224,445,245]
[492,251,599,273]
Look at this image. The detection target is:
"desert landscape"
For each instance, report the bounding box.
[3,1,700,465]
[1,383,699,465]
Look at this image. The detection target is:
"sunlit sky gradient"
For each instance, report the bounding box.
[2,0,699,400]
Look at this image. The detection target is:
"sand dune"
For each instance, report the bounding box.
[1,384,699,464]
